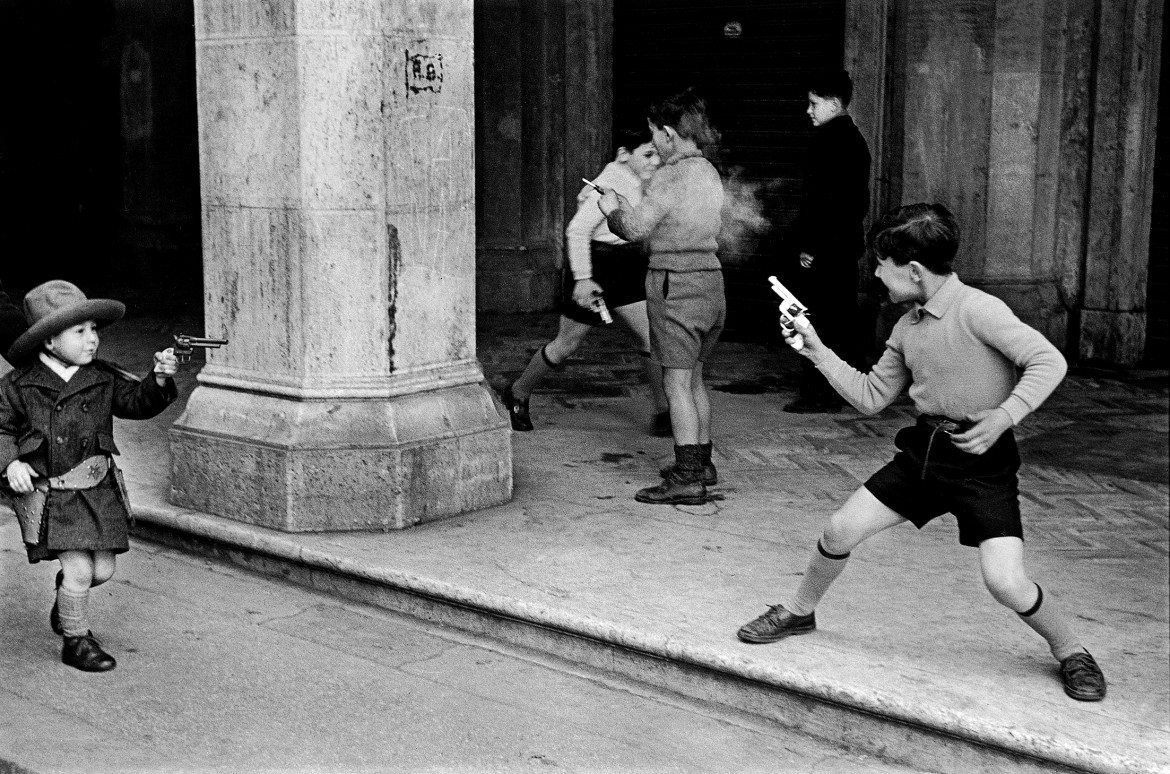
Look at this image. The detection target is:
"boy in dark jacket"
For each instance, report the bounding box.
[1,280,178,672]
[784,69,871,413]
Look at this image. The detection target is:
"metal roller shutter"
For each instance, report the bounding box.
[614,0,846,340]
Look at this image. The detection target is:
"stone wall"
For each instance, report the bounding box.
[849,0,1163,363]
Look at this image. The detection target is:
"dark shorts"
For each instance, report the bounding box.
[562,242,649,325]
[864,415,1023,548]
[646,268,726,369]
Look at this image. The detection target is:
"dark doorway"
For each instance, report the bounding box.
[613,0,846,341]
[0,0,202,317]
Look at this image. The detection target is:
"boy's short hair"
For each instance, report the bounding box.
[808,69,854,107]
[613,120,653,154]
[868,203,960,274]
[646,88,719,147]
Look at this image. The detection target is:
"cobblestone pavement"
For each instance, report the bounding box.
[477,311,1169,567]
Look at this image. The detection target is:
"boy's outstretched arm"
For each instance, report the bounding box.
[784,317,909,415]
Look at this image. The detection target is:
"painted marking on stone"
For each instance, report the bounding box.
[405,49,443,95]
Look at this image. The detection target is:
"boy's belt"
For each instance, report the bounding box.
[9,455,113,545]
[48,455,111,490]
[917,415,968,480]
[918,415,966,436]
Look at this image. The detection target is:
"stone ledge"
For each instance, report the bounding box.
[131,503,1155,774]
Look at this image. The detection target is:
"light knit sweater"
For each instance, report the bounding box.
[817,273,1067,425]
[606,151,723,272]
[565,160,644,280]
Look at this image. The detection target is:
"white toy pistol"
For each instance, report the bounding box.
[767,275,811,350]
[590,295,613,324]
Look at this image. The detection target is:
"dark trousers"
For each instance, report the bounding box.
[793,254,860,401]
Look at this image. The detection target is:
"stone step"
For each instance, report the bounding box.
[133,507,1148,774]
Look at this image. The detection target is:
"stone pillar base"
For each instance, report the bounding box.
[169,383,512,531]
[1078,310,1147,365]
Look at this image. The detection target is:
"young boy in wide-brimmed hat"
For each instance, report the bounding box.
[1,280,179,672]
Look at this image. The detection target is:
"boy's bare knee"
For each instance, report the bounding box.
[821,521,857,555]
[982,568,1034,610]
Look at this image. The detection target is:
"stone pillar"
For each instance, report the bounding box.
[979,0,1067,344]
[891,0,1162,362]
[169,0,512,531]
[845,0,894,225]
[1077,0,1162,363]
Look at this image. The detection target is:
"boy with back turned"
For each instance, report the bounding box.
[738,203,1107,702]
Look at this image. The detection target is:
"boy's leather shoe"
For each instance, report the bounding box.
[50,570,64,635]
[658,461,718,486]
[736,604,816,643]
[1060,651,1106,701]
[62,632,116,672]
[502,384,533,432]
[638,445,708,505]
[635,476,707,505]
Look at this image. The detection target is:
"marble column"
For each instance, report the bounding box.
[169,0,512,531]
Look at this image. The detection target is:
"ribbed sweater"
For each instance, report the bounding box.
[606,151,723,272]
[817,274,1067,425]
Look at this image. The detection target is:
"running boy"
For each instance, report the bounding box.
[1,280,178,672]
[503,122,669,435]
[736,204,1107,701]
[599,88,724,505]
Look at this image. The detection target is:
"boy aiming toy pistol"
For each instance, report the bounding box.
[768,276,811,350]
[173,334,228,364]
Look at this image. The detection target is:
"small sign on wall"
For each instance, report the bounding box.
[405,50,443,96]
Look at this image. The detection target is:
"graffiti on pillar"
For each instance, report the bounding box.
[405,50,443,96]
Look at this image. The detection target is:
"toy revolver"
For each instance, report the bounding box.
[767,276,811,350]
[173,334,229,363]
[589,295,613,324]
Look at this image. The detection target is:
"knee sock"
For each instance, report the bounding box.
[1017,585,1085,662]
[57,585,91,638]
[788,541,850,616]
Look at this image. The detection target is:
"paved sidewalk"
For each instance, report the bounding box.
[6,313,1170,773]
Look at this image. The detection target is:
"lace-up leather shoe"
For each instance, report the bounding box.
[502,384,533,431]
[1060,651,1106,701]
[736,604,816,643]
[62,631,117,672]
[635,475,707,505]
[50,571,63,635]
[658,461,717,486]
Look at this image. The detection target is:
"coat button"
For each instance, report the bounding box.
[55,436,64,444]
[55,405,62,412]
[81,439,89,448]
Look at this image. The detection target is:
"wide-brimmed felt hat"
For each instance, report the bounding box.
[7,280,125,364]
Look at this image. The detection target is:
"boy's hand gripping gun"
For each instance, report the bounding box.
[173,334,229,364]
[767,276,811,350]
[589,296,613,324]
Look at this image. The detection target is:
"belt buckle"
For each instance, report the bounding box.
[937,420,961,436]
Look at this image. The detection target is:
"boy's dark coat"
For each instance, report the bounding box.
[0,359,176,555]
